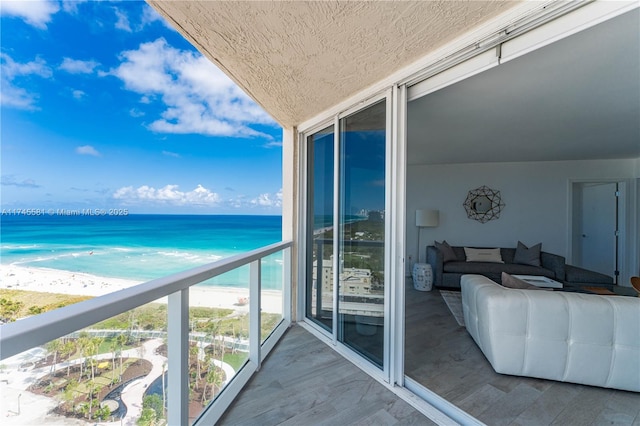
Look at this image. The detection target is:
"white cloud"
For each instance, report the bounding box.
[1,54,51,80]
[59,58,99,74]
[61,0,88,15]
[108,38,277,138]
[114,8,131,32]
[0,83,38,110]
[141,4,172,30]
[72,90,86,100]
[76,145,101,156]
[263,141,283,148]
[251,188,283,207]
[113,184,220,206]
[162,150,180,158]
[113,4,169,33]
[0,0,59,29]
[129,108,145,118]
[0,53,52,110]
[1,175,41,188]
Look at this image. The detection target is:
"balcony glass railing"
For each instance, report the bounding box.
[0,241,292,425]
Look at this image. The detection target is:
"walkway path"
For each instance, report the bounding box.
[111,338,166,426]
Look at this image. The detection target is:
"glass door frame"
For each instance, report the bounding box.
[299,89,395,382]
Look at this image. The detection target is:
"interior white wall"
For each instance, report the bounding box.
[406,158,639,282]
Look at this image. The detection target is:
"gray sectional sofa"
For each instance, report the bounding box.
[564,264,614,290]
[427,245,566,289]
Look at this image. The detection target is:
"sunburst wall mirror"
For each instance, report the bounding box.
[463,185,505,223]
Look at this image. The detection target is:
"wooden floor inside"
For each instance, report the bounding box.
[219,325,436,425]
[404,280,640,425]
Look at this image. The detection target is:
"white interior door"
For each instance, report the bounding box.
[578,182,617,277]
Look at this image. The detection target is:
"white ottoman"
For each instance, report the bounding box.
[412,263,433,291]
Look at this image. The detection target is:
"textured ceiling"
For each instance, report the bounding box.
[147,1,520,127]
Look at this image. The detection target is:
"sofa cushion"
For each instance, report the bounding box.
[501,272,544,290]
[464,247,504,263]
[434,240,459,263]
[513,241,542,267]
[565,264,613,284]
[443,261,555,279]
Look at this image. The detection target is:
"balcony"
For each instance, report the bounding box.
[3,238,638,425]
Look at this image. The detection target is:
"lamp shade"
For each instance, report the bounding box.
[416,209,439,227]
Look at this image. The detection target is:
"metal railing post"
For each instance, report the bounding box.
[249,259,262,368]
[168,289,189,426]
[283,247,292,322]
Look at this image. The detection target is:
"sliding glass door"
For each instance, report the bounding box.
[305,97,388,369]
[305,125,335,332]
[337,100,387,367]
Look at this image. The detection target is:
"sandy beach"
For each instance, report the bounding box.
[0,264,283,314]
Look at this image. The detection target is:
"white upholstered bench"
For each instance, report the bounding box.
[461,274,640,392]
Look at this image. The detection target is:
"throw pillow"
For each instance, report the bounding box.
[501,272,544,290]
[434,240,458,263]
[464,247,504,263]
[513,241,542,266]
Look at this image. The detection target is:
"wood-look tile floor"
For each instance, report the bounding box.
[219,324,436,426]
[404,280,640,426]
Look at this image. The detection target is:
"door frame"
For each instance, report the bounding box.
[568,179,627,285]
[298,89,394,383]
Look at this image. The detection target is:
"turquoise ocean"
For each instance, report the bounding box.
[0,215,282,289]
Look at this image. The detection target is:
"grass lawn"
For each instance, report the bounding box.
[221,352,249,371]
[0,289,92,320]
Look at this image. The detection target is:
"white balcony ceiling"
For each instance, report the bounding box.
[147,0,520,127]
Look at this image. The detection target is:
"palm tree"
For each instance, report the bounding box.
[61,340,75,377]
[86,381,102,420]
[116,333,128,381]
[62,379,79,412]
[137,407,157,426]
[109,338,118,382]
[77,401,90,419]
[206,335,226,403]
[202,353,213,404]
[85,338,99,384]
[189,344,200,393]
[77,332,90,379]
[46,339,61,373]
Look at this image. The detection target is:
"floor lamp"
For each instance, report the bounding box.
[415,209,439,264]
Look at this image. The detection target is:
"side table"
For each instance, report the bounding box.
[412,263,433,291]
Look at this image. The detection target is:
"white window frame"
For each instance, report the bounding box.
[299,90,394,384]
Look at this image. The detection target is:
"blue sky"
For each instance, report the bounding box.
[1,0,283,215]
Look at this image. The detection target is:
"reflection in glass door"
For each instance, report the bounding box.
[338,100,387,367]
[304,99,388,369]
[305,125,334,332]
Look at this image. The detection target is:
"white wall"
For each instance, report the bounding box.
[406,158,639,282]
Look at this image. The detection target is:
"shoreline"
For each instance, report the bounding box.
[0,264,283,314]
